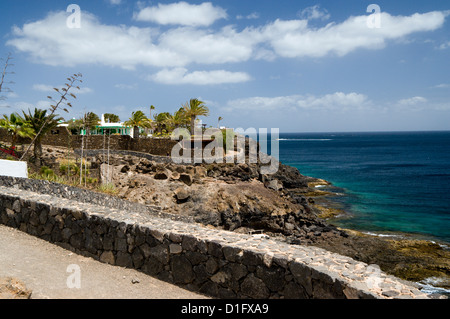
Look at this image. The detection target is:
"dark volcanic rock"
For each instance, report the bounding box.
[154,169,170,180]
[179,173,193,186]
[174,187,191,203]
[171,255,195,284]
[270,164,311,189]
[240,274,270,299]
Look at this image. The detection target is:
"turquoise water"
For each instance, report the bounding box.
[277,131,450,244]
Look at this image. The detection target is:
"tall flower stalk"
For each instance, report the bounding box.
[20,73,83,163]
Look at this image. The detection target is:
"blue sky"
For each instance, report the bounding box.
[0,0,449,132]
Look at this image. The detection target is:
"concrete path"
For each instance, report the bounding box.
[0,225,208,299]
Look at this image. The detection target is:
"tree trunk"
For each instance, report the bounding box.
[133,126,139,139]
[34,140,42,167]
[190,116,196,137]
[11,134,17,149]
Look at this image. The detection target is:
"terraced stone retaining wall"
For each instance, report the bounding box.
[0,177,429,299]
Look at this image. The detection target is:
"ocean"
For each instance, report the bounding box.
[275,131,450,245]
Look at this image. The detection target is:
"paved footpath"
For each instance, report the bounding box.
[0,224,208,299]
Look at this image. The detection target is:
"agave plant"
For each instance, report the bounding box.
[0,112,33,148]
[22,108,62,166]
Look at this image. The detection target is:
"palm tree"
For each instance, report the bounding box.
[150,105,155,120]
[182,98,209,137]
[0,113,33,148]
[153,112,170,134]
[83,112,100,135]
[166,108,188,131]
[124,110,151,139]
[103,113,120,123]
[74,112,100,136]
[218,116,223,129]
[67,118,84,135]
[22,108,62,166]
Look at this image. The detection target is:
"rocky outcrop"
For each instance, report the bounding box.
[95,154,347,245]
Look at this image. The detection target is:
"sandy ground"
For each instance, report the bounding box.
[0,225,208,299]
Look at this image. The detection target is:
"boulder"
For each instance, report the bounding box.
[171,256,195,284]
[174,187,191,203]
[179,173,193,186]
[240,274,270,299]
[267,179,283,191]
[154,169,170,180]
[194,166,208,178]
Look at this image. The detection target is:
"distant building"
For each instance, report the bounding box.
[64,114,135,136]
[60,114,154,138]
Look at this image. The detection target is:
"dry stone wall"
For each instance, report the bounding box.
[0,128,178,157]
[0,177,430,299]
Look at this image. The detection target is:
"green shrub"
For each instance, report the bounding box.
[222,129,235,153]
[40,166,55,178]
[97,182,117,195]
[60,161,80,176]
[82,176,98,185]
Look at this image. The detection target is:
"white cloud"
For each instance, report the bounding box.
[107,0,122,5]
[433,83,450,89]
[226,92,370,112]
[237,12,260,20]
[8,11,179,70]
[115,83,138,90]
[299,5,330,21]
[32,84,54,92]
[5,92,19,99]
[134,2,227,26]
[33,83,93,94]
[0,101,33,113]
[150,68,251,85]
[439,41,450,49]
[397,96,428,106]
[6,9,448,76]
[36,100,53,110]
[6,11,247,69]
[75,87,93,95]
[158,26,256,64]
[261,11,447,58]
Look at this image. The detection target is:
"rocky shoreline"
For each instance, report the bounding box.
[27,145,450,295]
[306,187,450,294]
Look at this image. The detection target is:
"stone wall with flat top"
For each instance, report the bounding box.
[0,128,178,157]
[0,177,430,299]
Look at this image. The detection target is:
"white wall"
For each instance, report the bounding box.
[0,159,28,178]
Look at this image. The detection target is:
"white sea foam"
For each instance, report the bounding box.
[418,277,450,296]
[362,232,402,238]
